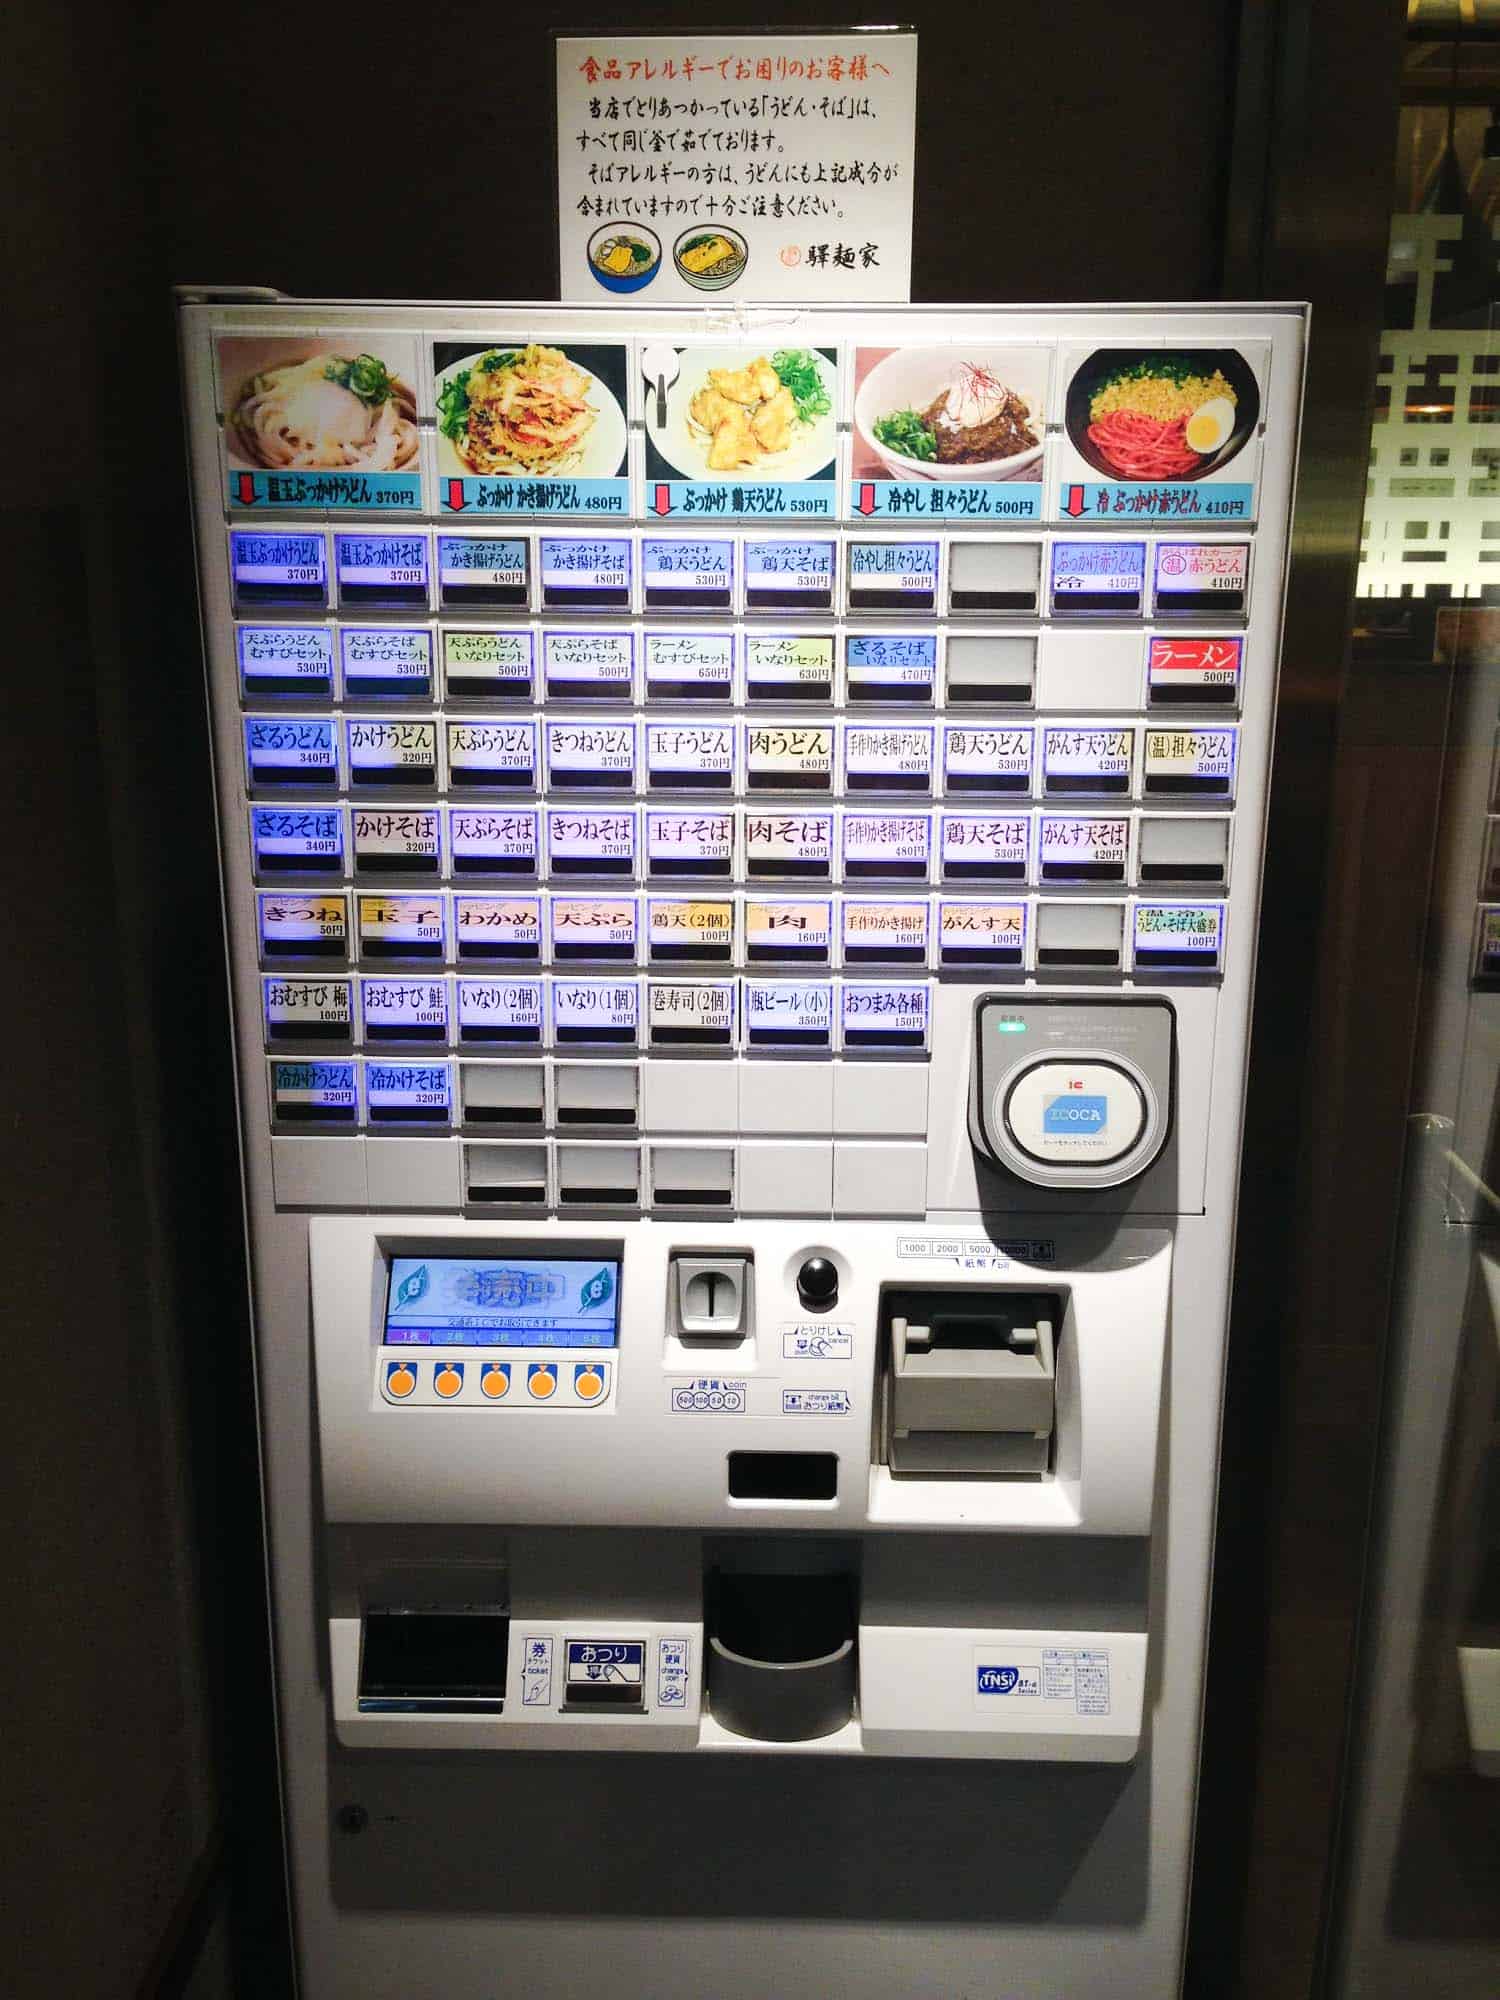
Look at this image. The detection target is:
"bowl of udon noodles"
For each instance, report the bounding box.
[587,224,662,293]
[226,351,419,472]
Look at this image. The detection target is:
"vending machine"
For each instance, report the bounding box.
[177,294,1304,1997]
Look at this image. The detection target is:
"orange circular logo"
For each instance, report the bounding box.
[779,243,802,268]
[575,1368,604,1401]
[529,1368,556,1400]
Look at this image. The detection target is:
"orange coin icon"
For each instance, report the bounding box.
[481,1364,510,1399]
[574,1365,606,1403]
[527,1364,556,1400]
[434,1364,463,1399]
[386,1362,416,1399]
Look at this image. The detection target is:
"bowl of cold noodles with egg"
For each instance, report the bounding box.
[586,224,661,293]
[227,351,419,472]
[1064,348,1260,481]
[854,349,1048,482]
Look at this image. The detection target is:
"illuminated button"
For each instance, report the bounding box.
[434,1362,464,1399]
[385,1361,417,1399]
[481,1363,511,1399]
[573,1364,609,1403]
[527,1363,558,1401]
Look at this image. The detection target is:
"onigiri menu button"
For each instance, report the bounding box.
[1049,540,1147,616]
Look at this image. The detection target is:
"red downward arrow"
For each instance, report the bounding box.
[856,481,877,516]
[652,483,673,516]
[235,473,258,505]
[1063,484,1087,518]
[445,478,467,511]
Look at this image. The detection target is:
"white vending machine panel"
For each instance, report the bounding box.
[179,296,1303,1999]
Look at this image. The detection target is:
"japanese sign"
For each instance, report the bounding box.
[556,32,917,304]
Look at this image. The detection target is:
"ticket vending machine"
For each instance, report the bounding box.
[178,297,1304,1997]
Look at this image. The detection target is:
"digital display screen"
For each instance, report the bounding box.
[385,1257,620,1348]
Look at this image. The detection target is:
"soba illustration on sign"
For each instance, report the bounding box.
[1056,344,1267,521]
[851,345,1052,520]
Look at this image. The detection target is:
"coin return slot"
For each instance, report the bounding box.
[944,633,1036,706]
[460,1063,545,1129]
[650,1144,735,1209]
[358,1609,509,1714]
[727,1452,837,1501]
[464,1143,548,1206]
[880,1287,1061,1477]
[1035,902,1124,969]
[557,1142,641,1208]
[947,540,1041,615]
[1138,816,1230,887]
[555,1064,639,1129]
[707,1572,856,1742]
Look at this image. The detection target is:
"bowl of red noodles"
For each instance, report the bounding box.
[1064,347,1260,483]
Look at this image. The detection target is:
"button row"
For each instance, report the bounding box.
[380,1357,611,1406]
[227,529,1252,623]
[237,623,1246,714]
[243,717,1241,803]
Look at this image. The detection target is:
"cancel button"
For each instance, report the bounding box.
[1001,1059,1148,1168]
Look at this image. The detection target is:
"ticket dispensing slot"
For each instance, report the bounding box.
[880,1288,1062,1476]
[358,1606,509,1714]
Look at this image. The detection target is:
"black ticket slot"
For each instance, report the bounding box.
[357,1608,509,1714]
[707,1572,856,1743]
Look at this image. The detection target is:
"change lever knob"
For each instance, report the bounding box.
[796,1257,840,1313]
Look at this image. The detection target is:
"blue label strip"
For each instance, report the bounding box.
[1057,482,1255,522]
[651,480,834,520]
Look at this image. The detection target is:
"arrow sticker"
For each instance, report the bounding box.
[1062,484,1087,518]
[236,473,258,505]
[445,478,467,512]
[856,482,877,517]
[652,483,673,517]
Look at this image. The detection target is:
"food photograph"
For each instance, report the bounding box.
[644,345,838,483]
[852,345,1051,484]
[1063,347,1260,481]
[433,341,629,481]
[219,336,420,474]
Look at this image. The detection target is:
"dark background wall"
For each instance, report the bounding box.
[0,4,1395,1997]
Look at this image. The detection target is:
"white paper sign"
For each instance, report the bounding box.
[556,32,917,304]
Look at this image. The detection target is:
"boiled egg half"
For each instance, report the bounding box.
[1184,396,1236,455]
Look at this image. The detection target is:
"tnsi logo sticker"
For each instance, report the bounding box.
[977,1664,1039,1696]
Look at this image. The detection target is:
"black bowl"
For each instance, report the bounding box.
[1064,346,1261,482]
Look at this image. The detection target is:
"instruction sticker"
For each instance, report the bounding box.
[973,1646,1111,1716]
[643,630,735,700]
[448,808,539,877]
[842,812,931,881]
[782,1389,852,1414]
[521,1634,554,1707]
[940,812,1031,881]
[845,632,937,701]
[259,891,348,961]
[237,624,334,698]
[456,977,545,1043]
[646,809,735,878]
[782,1324,854,1360]
[745,897,833,963]
[442,629,535,699]
[546,807,636,876]
[744,811,834,879]
[669,1378,748,1413]
[251,807,343,876]
[647,979,736,1045]
[551,978,640,1044]
[339,626,433,700]
[445,720,538,790]
[356,894,444,960]
[641,536,735,609]
[744,633,835,701]
[453,896,542,962]
[657,1638,690,1709]
[437,535,529,608]
[938,900,1027,966]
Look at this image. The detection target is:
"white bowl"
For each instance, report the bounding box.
[854,346,1047,483]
